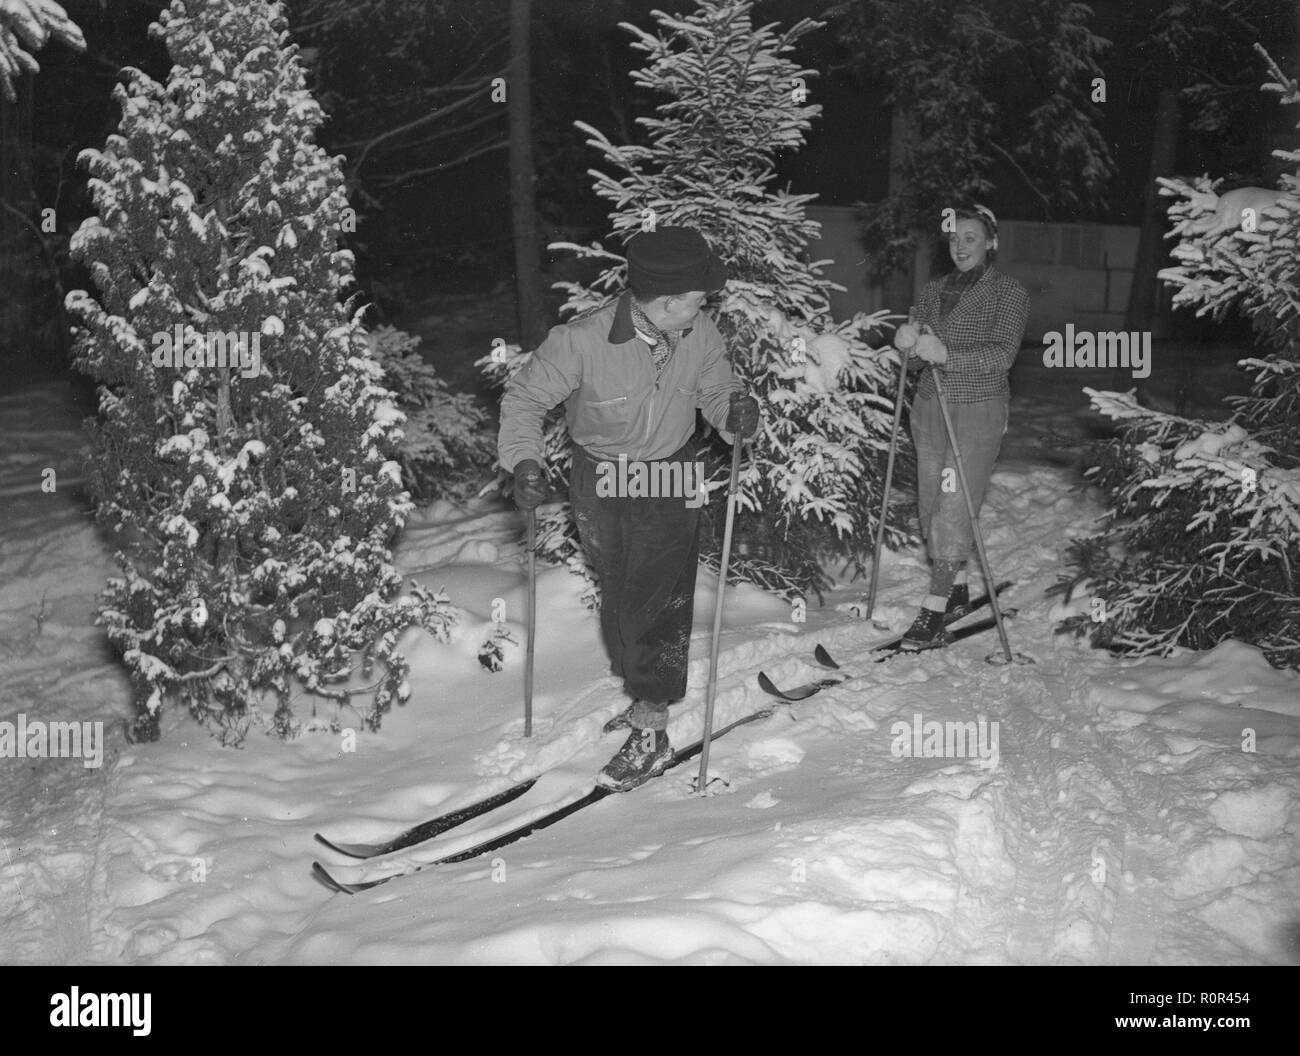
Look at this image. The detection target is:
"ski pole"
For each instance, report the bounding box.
[696,398,746,793]
[865,305,914,619]
[524,506,536,737]
[929,368,1015,664]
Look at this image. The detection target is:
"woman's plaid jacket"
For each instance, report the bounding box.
[910,265,1031,403]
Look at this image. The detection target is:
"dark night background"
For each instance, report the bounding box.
[3,0,1297,387]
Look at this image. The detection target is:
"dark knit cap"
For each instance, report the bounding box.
[626,226,728,299]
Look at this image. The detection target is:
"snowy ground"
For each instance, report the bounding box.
[1,348,1297,965]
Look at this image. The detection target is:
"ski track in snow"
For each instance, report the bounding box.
[1,381,1298,965]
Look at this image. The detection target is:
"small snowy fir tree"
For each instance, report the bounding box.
[0,0,84,100]
[365,325,495,503]
[67,0,456,742]
[1055,46,1300,669]
[482,0,906,599]
[476,621,517,672]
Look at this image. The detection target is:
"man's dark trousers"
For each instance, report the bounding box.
[569,440,701,731]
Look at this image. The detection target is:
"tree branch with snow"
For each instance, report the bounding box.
[0,0,84,101]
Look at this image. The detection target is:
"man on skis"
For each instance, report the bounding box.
[498,225,760,791]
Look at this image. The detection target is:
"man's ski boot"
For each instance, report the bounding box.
[597,728,673,791]
[900,606,951,651]
[604,698,682,734]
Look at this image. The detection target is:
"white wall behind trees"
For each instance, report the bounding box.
[808,205,1147,341]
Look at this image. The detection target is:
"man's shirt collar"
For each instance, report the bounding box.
[608,290,694,344]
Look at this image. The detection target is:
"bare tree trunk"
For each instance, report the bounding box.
[508,0,545,349]
[887,103,925,311]
[1120,79,1178,391]
[0,77,37,375]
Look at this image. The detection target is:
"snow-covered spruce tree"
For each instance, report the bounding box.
[482,0,906,600]
[1056,47,1300,670]
[67,0,455,742]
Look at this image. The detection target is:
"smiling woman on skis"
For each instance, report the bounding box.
[891,206,1030,650]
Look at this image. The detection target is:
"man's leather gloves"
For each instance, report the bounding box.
[725,392,761,440]
[512,459,549,510]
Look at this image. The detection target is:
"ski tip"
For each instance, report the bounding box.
[312,861,356,895]
[757,673,841,701]
[314,832,375,860]
[312,860,396,895]
[813,644,840,669]
[758,673,813,701]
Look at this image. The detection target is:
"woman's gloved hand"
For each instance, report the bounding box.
[894,322,920,350]
[914,332,948,365]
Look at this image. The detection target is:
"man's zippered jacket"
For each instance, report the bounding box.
[498,291,741,472]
